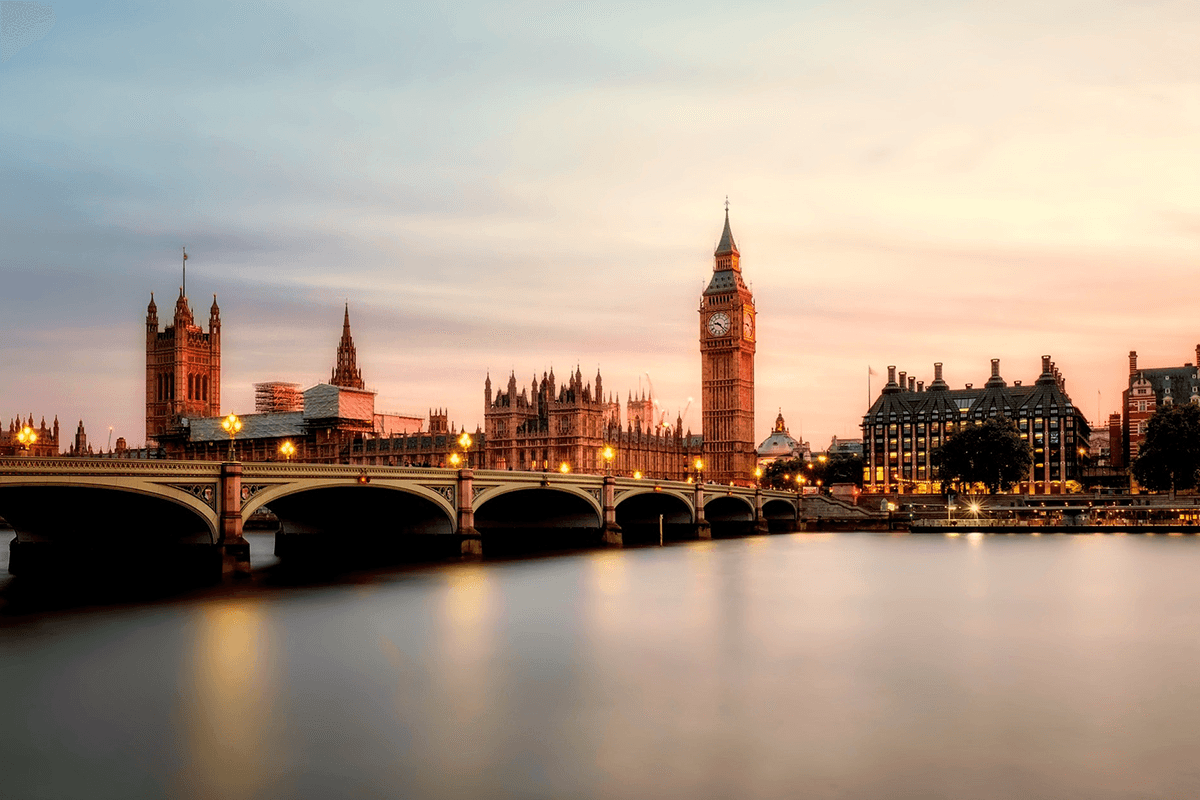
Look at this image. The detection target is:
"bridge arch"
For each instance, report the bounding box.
[704,494,758,538]
[0,481,218,544]
[244,480,455,526]
[474,486,602,556]
[614,489,694,544]
[762,497,799,532]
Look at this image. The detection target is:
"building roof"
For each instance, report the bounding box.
[187,412,305,443]
[864,358,1087,429]
[757,411,801,458]
[714,208,739,256]
[1131,365,1200,404]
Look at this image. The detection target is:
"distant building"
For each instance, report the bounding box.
[861,357,1090,495]
[483,368,701,480]
[826,435,863,458]
[158,307,444,463]
[1,415,60,457]
[145,289,221,447]
[1122,347,1200,465]
[756,410,808,466]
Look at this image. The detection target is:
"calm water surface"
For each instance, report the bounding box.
[3,530,1200,799]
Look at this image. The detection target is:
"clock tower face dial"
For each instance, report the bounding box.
[707,312,731,337]
[743,309,754,340]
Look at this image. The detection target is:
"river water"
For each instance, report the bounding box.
[3,530,1200,799]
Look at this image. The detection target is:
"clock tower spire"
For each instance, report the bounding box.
[700,203,756,485]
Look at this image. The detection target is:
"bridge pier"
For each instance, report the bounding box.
[457,468,482,559]
[601,475,623,546]
[694,482,712,540]
[219,462,251,578]
[752,488,770,534]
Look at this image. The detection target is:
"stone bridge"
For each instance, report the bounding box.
[0,459,802,578]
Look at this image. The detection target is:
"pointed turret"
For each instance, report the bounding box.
[715,206,739,257]
[330,304,365,389]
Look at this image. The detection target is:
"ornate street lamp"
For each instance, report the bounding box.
[633,470,643,480]
[559,462,570,474]
[458,432,473,468]
[279,440,296,463]
[602,445,615,476]
[449,452,461,469]
[16,425,37,456]
[693,457,704,483]
[754,466,763,487]
[221,413,242,461]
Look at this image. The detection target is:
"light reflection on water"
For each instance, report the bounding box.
[3,532,1200,798]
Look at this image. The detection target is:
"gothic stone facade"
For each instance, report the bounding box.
[483,368,701,481]
[146,290,221,446]
[700,209,756,485]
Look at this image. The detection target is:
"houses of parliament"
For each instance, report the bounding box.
[482,208,758,485]
[136,209,760,484]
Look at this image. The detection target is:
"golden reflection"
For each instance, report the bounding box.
[590,549,628,597]
[175,601,275,800]
[966,531,984,546]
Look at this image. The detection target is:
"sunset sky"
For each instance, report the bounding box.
[3,0,1199,449]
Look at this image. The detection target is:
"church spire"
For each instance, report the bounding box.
[330,304,365,389]
[713,201,741,272]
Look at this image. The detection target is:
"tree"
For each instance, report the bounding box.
[761,453,863,491]
[932,417,1032,494]
[1132,403,1200,497]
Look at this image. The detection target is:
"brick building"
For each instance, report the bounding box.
[1121,346,1200,465]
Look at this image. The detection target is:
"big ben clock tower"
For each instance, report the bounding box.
[700,205,756,485]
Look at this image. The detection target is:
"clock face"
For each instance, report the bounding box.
[743,310,754,340]
[707,312,731,337]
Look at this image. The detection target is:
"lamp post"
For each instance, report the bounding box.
[449,452,461,469]
[16,425,37,456]
[221,413,242,461]
[279,440,296,463]
[559,461,570,474]
[694,457,704,484]
[458,432,473,468]
[602,445,615,476]
[754,466,763,487]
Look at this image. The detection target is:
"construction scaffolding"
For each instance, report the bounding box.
[254,382,304,414]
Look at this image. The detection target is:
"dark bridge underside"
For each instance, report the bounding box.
[271,486,456,564]
[0,486,215,578]
[475,488,601,556]
[762,498,798,532]
[616,493,693,544]
[0,486,213,543]
[705,496,759,538]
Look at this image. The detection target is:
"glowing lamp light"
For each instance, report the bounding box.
[633,470,643,480]
[459,432,473,450]
[279,440,296,462]
[221,413,242,460]
[449,452,462,468]
[559,462,570,474]
[16,426,38,453]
